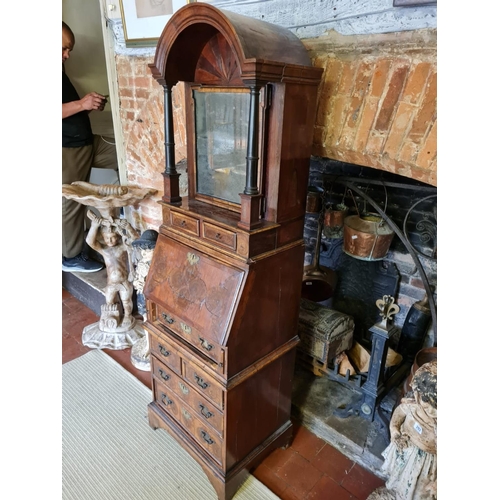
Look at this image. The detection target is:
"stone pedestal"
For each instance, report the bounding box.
[82,318,145,350]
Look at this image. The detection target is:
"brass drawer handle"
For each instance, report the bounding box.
[199,337,214,351]
[200,430,214,445]
[194,374,208,390]
[182,408,191,420]
[158,345,170,357]
[180,220,187,227]
[199,404,214,420]
[215,232,222,240]
[161,394,173,406]
[179,382,189,395]
[158,369,170,381]
[162,312,174,324]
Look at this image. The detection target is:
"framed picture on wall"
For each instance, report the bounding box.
[119,0,194,46]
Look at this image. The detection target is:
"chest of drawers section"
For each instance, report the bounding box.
[149,328,227,464]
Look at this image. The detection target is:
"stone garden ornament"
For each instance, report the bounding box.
[62,182,157,349]
[368,359,437,500]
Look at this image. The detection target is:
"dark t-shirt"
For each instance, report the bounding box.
[62,71,93,147]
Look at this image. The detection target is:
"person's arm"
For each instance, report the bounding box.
[62,92,107,119]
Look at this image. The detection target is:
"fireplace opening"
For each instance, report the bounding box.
[292,157,437,475]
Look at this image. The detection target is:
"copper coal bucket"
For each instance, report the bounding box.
[343,213,394,261]
[306,186,323,214]
[324,205,349,230]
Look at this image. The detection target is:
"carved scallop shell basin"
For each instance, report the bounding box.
[61,181,158,219]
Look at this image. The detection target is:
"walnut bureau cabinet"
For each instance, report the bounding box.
[143,4,323,499]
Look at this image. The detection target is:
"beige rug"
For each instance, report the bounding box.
[62,350,280,500]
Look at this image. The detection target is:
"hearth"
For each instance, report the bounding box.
[305,158,437,341]
[292,158,437,472]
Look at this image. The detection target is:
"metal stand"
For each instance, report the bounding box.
[332,296,411,439]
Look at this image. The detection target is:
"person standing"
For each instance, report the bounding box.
[62,21,118,272]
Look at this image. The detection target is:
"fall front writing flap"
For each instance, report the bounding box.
[144,235,245,346]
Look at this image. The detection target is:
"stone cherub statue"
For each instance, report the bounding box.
[86,210,140,330]
[369,360,437,500]
[82,211,145,349]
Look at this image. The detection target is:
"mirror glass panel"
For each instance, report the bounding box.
[193,89,249,204]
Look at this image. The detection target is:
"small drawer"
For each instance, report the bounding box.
[177,401,223,465]
[151,357,180,391]
[154,360,223,435]
[150,335,182,375]
[182,360,224,410]
[155,306,225,372]
[154,380,181,422]
[157,306,198,342]
[202,222,237,251]
[170,212,199,237]
[192,335,225,368]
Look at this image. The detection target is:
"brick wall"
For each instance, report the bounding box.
[116,54,187,231]
[307,28,437,186]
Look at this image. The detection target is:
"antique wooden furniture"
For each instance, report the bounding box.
[143,3,323,499]
[297,298,355,374]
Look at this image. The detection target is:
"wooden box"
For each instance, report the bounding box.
[297,299,355,365]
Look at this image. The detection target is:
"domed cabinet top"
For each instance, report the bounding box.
[149,2,323,233]
[149,2,321,87]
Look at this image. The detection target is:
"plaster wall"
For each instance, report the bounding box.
[62,0,114,137]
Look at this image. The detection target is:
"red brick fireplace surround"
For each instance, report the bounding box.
[116,27,437,231]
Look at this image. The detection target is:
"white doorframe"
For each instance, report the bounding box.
[98,1,127,186]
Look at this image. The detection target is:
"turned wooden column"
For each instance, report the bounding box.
[238,85,263,230]
[162,84,181,204]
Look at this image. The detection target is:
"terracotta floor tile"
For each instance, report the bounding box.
[275,452,323,498]
[280,485,307,500]
[62,337,91,364]
[62,288,72,300]
[61,304,73,325]
[260,445,295,471]
[306,475,354,500]
[290,425,327,461]
[63,295,87,311]
[340,463,385,500]
[63,309,99,334]
[62,327,73,339]
[310,441,355,482]
[252,464,289,498]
